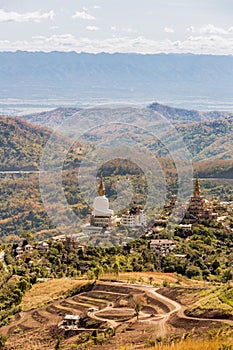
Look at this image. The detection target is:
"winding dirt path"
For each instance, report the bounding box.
[97,282,233,337]
[1,280,233,346]
[88,303,118,328]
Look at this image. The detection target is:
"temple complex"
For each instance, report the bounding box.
[183,177,217,223]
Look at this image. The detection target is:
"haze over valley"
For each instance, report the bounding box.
[1,52,233,115]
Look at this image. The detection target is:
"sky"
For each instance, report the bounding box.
[0,0,233,54]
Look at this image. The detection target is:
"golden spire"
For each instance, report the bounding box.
[193,176,200,197]
[98,176,105,196]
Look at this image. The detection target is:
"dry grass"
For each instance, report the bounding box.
[101,272,203,286]
[119,339,233,350]
[22,278,88,311]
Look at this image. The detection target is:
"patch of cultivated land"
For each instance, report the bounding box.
[1,278,233,350]
[22,278,88,311]
[157,285,233,319]
[101,272,197,286]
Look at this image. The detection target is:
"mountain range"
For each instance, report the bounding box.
[1,103,233,172]
[23,102,232,129]
[0,51,233,103]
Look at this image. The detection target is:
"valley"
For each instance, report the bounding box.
[1,2,233,348]
[0,102,233,349]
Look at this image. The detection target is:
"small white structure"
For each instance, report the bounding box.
[24,244,33,252]
[16,246,23,255]
[38,241,49,253]
[122,205,147,228]
[58,315,80,330]
[174,254,187,259]
[150,239,176,253]
[178,224,192,230]
[51,235,66,242]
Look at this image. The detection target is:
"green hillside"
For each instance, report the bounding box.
[176,117,233,161]
[0,115,84,170]
[0,116,51,170]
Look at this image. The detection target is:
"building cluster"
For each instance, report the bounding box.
[162,177,218,224]
[12,234,85,262]
[80,176,220,257]
[11,176,221,264]
[148,177,220,256]
[84,177,147,235]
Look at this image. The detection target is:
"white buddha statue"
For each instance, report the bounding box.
[92,176,114,217]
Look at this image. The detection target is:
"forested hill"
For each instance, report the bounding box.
[0,116,52,170]
[1,112,233,171]
[22,103,232,129]
[149,102,231,124]
[23,106,233,161]
[176,117,233,160]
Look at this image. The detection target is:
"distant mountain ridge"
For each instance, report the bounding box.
[22,102,232,129]
[20,103,233,163]
[1,103,233,172]
[0,51,233,101]
[149,102,232,124]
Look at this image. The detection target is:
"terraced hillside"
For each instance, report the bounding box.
[1,281,232,350]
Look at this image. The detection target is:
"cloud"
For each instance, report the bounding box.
[187,24,231,35]
[1,33,233,55]
[50,25,59,30]
[187,26,195,33]
[112,27,137,34]
[199,25,227,35]
[72,11,95,20]
[0,9,54,23]
[93,5,101,9]
[86,25,99,31]
[125,28,137,34]
[164,27,174,33]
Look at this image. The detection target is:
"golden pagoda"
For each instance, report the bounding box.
[184,177,217,223]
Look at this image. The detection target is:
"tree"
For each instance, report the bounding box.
[222,268,232,283]
[148,276,154,285]
[186,266,202,279]
[17,276,31,293]
[130,293,146,320]
[11,288,23,304]
[93,266,103,280]
[112,262,119,277]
